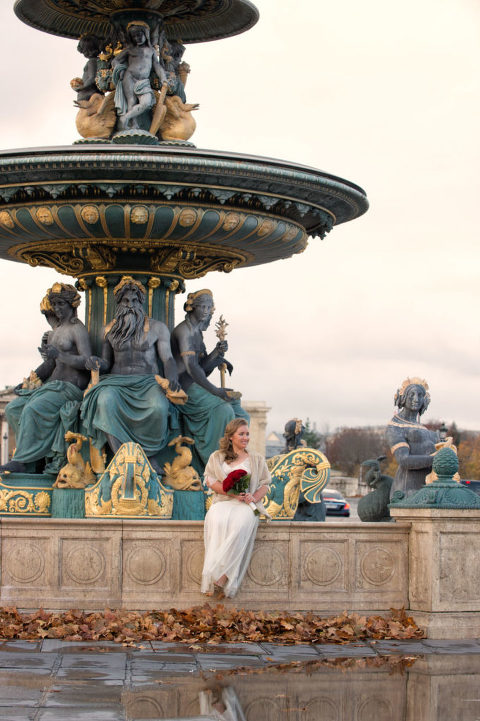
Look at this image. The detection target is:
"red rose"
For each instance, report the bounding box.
[222,469,249,493]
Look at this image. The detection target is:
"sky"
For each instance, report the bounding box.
[0,0,479,434]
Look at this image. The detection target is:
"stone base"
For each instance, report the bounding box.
[410,611,480,640]
[0,519,409,613]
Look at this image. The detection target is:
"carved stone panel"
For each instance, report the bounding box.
[409,529,432,609]
[439,531,480,607]
[59,537,113,591]
[242,541,289,591]
[179,538,205,593]
[2,537,50,587]
[298,540,347,593]
[122,541,169,593]
[354,540,405,591]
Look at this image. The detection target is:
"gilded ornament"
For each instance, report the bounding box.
[114,275,146,297]
[0,487,51,515]
[222,212,241,231]
[34,491,51,513]
[257,218,275,236]
[81,205,100,224]
[21,370,42,391]
[160,97,199,142]
[87,246,116,270]
[130,205,149,224]
[75,92,116,140]
[0,210,14,229]
[85,442,174,518]
[178,208,198,227]
[163,435,202,491]
[36,207,54,225]
[284,225,300,241]
[54,432,96,489]
[264,448,331,519]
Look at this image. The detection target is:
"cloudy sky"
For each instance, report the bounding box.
[0,0,478,434]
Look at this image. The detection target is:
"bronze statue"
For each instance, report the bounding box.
[283,418,305,452]
[171,289,249,469]
[386,377,440,497]
[112,21,169,131]
[71,34,104,102]
[0,284,92,474]
[358,456,393,521]
[81,276,181,471]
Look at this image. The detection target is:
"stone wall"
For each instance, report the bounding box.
[2,510,479,639]
[0,518,409,613]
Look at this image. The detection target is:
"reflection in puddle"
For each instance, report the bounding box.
[122,654,480,721]
[2,651,480,719]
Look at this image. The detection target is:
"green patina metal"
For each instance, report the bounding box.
[14,0,260,44]
[0,0,369,520]
[389,447,480,510]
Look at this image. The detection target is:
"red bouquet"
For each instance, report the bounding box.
[222,469,263,518]
[222,469,251,494]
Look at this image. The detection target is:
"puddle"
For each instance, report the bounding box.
[0,651,480,719]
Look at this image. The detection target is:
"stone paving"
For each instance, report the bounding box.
[0,638,480,720]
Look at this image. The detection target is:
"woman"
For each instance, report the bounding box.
[386,377,440,497]
[201,418,271,598]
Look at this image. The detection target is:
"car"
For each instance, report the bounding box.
[460,480,480,496]
[322,488,350,517]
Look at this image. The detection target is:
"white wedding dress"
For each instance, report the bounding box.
[201,458,259,597]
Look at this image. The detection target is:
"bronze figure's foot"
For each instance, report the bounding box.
[0,460,27,474]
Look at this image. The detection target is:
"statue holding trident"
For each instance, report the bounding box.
[171,290,249,472]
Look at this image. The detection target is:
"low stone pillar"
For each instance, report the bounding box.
[390,506,480,638]
[242,401,270,456]
[390,447,480,639]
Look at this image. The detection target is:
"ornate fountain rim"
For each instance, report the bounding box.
[0,145,368,277]
[14,0,260,44]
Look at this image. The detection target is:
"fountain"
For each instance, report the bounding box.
[0,0,368,521]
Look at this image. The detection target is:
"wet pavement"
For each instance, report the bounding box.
[0,638,480,719]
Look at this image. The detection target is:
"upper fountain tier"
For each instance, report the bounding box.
[14,0,259,43]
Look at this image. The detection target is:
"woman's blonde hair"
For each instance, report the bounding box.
[219,418,249,462]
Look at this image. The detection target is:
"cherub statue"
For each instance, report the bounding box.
[72,34,116,139]
[112,21,170,131]
[71,34,104,102]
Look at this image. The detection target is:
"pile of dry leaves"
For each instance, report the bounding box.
[0,605,425,645]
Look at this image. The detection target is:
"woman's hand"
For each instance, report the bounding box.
[240,492,255,504]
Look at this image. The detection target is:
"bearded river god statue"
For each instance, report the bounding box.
[80,276,183,473]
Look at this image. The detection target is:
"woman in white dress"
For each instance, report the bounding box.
[201,418,271,598]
